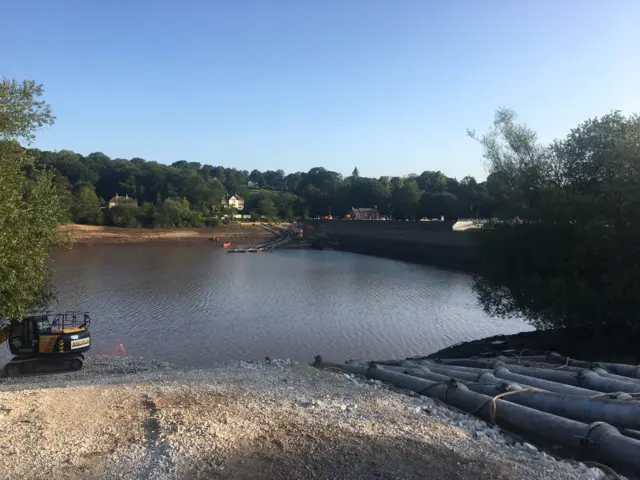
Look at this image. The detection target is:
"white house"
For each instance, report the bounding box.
[108,193,135,208]
[220,194,244,211]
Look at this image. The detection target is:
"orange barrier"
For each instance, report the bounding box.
[94,343,127,357]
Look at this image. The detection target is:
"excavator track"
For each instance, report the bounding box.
[2,353,85,378]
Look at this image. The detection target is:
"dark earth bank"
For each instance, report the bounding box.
[425,327,640,365]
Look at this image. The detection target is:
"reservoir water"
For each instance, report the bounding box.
[19,244,533,367]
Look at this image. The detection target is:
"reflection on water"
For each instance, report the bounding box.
[4,245,533,367]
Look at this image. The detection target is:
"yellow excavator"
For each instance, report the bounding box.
[0,311,91,376]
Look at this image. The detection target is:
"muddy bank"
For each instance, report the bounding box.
[0,357,598,480]
[426,327,640,365]
[307,220,480,273]
[323,237,478,272]
[59,224,275,246]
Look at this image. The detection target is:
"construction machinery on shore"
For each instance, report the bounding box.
[0,311,91,376]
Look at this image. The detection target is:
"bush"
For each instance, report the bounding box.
[109,202,141,228]
[139,202,157,228]
[71,185,103,225]
[190,211,205,228]
[154,197,204,228]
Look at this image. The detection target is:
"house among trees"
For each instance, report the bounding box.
[221,194,244,211]
[351,207,381,220]
[108,193,135,208]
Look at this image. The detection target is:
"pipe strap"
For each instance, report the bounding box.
[470,387,541,423]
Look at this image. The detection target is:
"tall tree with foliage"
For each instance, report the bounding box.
[109,202,141,228]
[257,198,277,218]
[71,184,103,224]
[471,108,640,334]
[0,79,66,319]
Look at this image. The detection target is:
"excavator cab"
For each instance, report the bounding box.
[1,311,91,376]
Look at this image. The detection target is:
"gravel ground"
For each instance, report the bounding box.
[0,357,614,480]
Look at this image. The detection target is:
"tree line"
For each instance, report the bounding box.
[29,147,505,228]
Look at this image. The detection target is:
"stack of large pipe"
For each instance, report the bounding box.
[312,355,640,476]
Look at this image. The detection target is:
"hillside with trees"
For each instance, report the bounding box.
[28,148,497,227]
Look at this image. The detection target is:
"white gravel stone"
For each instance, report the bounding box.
[0,357,618,480]
[579,467,607,480]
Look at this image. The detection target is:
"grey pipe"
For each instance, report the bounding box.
[410,365,521,392]
[592,367,640,385]
[364,365,640,475]
[586,422,640,472]
[419,361,603,397]
[465,382,524,396]
[517,354,640,379]
[436,358,640,393]
[435,357,505,368]
[460,381,640,431]
[504,364,640,394]
[398,365,640,429]
[313,357,640,475]
[381,365,463,384]
[493,367,605,397]
[382,365,520,394]
[501,359,640,385]
[603,363,640,379]
[417,364,489,383]
[408,361,490,373]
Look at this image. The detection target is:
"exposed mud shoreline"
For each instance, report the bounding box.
[59,224,275,246]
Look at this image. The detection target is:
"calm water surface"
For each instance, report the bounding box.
[26,245,533,367]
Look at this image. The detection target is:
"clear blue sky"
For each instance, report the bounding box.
[3,1,639,180]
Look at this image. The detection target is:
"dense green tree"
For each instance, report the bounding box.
[391,178,420,219]
[420,192,458,220]
[51,175,74,222]
[471,109,640,334]
[0,79,65,319]
[0,79,54,141]
[109,202,141,228]
[262,170,285,189]
[71,185,103,225]
[155,197,203,228]
[138,202,157,228]
[257,198,277,218]
[249,169,263,185]
[417,171,447,194]
[285,172,304,192]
